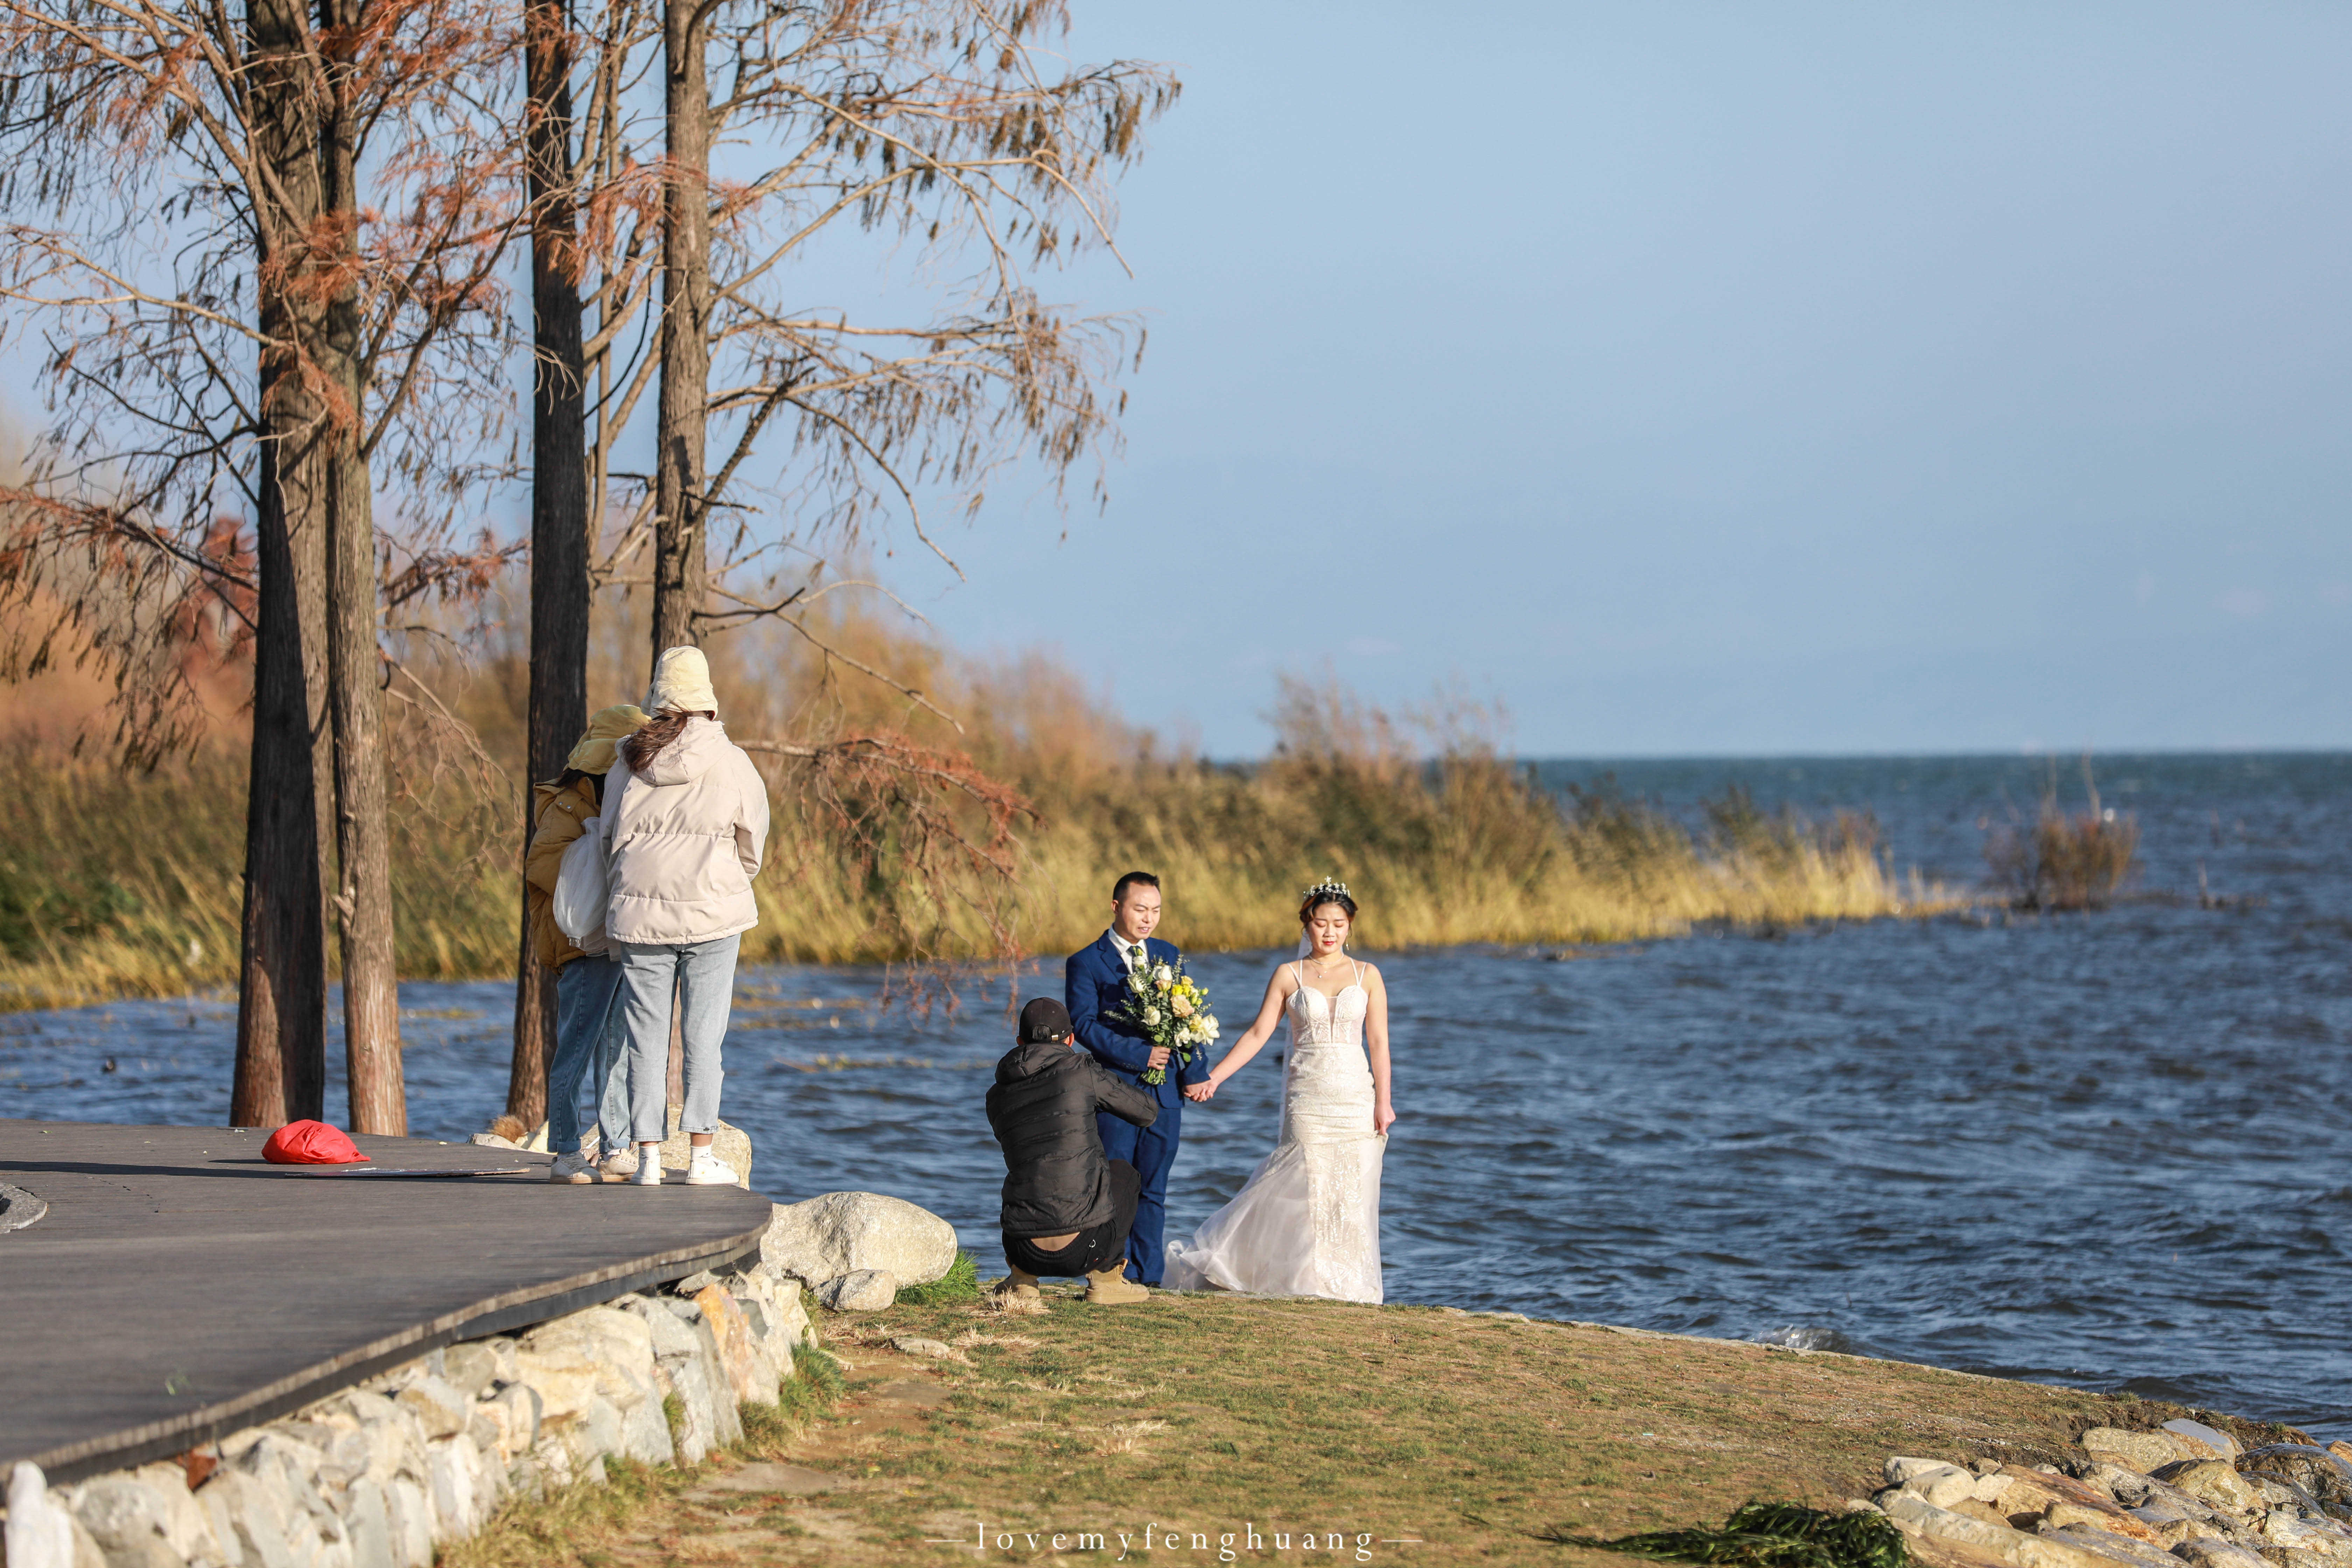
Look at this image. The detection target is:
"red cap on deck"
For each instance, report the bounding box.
[261,1120,369,1165]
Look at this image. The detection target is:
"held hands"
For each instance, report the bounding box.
[1182,1077,1218,1103]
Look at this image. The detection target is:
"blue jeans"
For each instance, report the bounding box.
[615,933,740,1143]
[1097,1099,1181,1284]
[546,956,632,1156]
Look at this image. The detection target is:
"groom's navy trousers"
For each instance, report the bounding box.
[1066,933,1209,1284]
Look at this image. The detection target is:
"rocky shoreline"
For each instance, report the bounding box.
[1861,1423,2352,1568]
[0,1189,960,1568]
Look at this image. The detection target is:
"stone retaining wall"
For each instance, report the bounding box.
[1,1261,818,1568]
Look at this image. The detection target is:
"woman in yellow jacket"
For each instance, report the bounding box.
[525,704,647,1182]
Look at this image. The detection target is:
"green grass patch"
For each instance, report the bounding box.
[659,1391,684,1452]
[895,1251,980,1306]
[738,1349,845,1457]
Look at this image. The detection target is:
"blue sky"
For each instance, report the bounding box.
[10,1,2345,757]
[874,0,2352,756]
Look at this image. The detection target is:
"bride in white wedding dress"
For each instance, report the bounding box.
[1163,881,1394,1302]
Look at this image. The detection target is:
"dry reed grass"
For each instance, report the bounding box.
[0,593,1955,1008]
[1982,759,2140,910]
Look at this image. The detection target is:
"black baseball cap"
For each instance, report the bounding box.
[1018,998,1073,1043]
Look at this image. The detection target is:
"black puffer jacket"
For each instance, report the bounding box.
[985,1040,1159,1238]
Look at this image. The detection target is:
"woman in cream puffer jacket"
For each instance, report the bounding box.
[601,646,771,1186]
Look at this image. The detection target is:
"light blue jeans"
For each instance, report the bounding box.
[546,955,632,1156]
[615,933,740,1143]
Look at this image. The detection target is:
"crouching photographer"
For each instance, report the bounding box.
[985,999,1159,1306]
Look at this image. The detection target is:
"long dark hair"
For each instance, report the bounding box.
[621,708,713,773]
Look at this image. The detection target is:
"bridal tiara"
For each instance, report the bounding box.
[1302,877,1350,899]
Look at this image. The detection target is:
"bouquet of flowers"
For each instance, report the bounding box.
[1107,956,1219,1085]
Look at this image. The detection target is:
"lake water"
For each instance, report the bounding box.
[5,752,2347,1439]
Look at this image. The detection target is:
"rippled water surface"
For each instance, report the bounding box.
[5,753,2348,1437]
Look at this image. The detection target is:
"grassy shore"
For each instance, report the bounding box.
[446,1289,2299,1566]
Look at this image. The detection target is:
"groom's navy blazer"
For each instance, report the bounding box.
[1065,933,1210,1108]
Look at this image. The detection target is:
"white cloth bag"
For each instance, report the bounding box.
[552,816,609,945]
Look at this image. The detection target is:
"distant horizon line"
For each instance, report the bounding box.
[1190,744,2352,766]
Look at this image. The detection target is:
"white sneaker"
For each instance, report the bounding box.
[630,1146,663,1186]
[547,1150,596,1184]
[683,1148,737,1186]
[595,1145,640,1182]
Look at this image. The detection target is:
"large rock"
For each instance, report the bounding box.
[394,1377,470,1441]
[1887,1457,1978,1509]
[617,1297,728,1463]
[2081,1427,2195,1476]
[2159,1420,2237,1461]
[6,1462,101,1568]
[760,1192,955,1288]
[2149,1461,2258,1516]
[440,1340,516,1399]
[2241,1444,2352,1508]
[2039,1522,2196,1568]
[816,1270,898,1312]
[2172,1541,2272,1568]
[68,1465,221,1568]
[723,1270,800,1381]
[1875,1490,2153,1568]
[1988,1465,2158,1540]
[2258,1509,2352,1560]
[691,1285,778,1408]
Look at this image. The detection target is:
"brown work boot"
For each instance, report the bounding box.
[993,1267,1043,1307]
[1084,1264,1149,1305]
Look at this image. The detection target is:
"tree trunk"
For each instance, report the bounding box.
[231,0,331,1128]
[322,0,405,1135]
[507,918,555,1127]
[508,0,592,1125]
[651,0,711,664]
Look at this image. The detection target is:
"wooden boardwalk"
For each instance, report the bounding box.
[0,1118,773,1484]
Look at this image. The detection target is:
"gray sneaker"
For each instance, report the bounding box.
[547,1150,596,1184]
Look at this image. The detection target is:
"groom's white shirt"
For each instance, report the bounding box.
[1104,929,1147,970]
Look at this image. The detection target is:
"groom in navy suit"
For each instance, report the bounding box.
[1066,871,1210,1285]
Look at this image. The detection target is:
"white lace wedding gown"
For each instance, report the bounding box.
[1164,962,1385,1302]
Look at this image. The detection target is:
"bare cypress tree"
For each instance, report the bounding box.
[507,0,597,1124]
[640,0,1180,674]
[237,0,335,1122]
[0,0,518,1129]
[649,0,711,660]
[320,0,405,1134]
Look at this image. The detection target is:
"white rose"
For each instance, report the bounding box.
[1202,1016,1220,1036]
[1143,1006,1162,1026]
[1154,963,1173,984]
